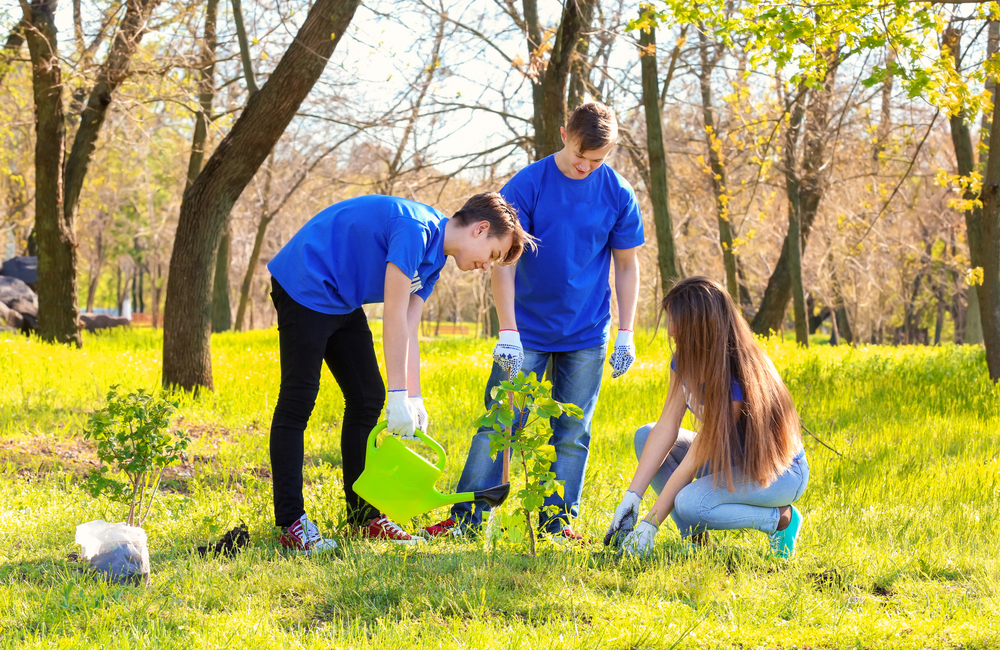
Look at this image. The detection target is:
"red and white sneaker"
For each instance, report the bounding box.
[360,515,425,545]
[421,518,464,538]
[278,514,338,554]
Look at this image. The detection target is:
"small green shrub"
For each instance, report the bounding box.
[477,371,583,555]
[83,386,190,527]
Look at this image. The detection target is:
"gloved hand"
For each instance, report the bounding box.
[493,330,523,379]
[609,329,636,379]
[621,520,659,557]
[386,390,417,440]
[410,396,428,433]
[603,490,643,548]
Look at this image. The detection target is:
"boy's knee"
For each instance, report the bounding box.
[633,422,656,461]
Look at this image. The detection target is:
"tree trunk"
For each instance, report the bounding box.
[211,219,232,332]
[697,30,737,301]
[65,0,162,227]
[539,0,590,158]
[638,18,679,294]
[947,23,998,376]
[235,161,273,332]
[22,0,81,346]
[522,0,545,161]
[781,89,809,347]
[186,0,219,191]
[751,56,838,336]
[566,0,594,112]
[977,67,1000,381]
[162,0,361,391]
[967,282,984,344]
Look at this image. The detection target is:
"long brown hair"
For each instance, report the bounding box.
[663,276,800,489]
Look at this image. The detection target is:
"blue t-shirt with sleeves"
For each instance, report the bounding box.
[500,155,645,351]
[267,195,447,315]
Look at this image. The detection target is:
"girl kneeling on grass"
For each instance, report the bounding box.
[603,276,808,558]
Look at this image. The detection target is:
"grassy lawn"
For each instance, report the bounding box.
[0,327,997,648]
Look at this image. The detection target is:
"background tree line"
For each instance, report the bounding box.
[2,0,998,389]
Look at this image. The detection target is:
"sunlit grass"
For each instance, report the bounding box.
[0,327,997,648]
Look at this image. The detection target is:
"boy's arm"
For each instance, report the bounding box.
[406,294,424,398]
[383,262,412,391]
[492,264,517,331]
[612,247,639,330]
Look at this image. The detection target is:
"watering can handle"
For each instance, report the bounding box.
[368,421,447,473]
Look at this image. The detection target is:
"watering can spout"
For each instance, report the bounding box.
[473,483,510,507]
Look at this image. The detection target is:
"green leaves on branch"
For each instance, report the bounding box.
[478,371,583,555]
[83,386,190,528]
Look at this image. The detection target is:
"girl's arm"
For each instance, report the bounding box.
[645,434,702,525]
[627,368,687,495]
[406,294,424,396]
[643,398,741,526]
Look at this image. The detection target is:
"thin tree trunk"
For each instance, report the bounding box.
[638,17,678,293]
[566,0,594,112]
[162,0,361,392]
[751,55,838,336]
[782,88,809,347]
[22,0,81,346]
[211,219,232,332]
[521,0,545,161]
[235,157,274,332]
[186,0,219,191]
[0,21,25,89]
[231,0,258,95]
[697,30,737,302]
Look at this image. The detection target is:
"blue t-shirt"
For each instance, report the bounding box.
[500,155,645,351]
[670,356,745,414]
[267,195,447,315]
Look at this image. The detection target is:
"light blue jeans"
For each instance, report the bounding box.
[634,423,809,536]
[451,343,607,533]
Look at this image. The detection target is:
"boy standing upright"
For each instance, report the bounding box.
[424,102,645,541]
[267,192,532,552]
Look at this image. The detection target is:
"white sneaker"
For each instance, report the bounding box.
[278,514,338,554]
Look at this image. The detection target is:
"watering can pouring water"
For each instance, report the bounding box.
[352,422,511,523]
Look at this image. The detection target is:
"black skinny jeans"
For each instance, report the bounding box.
[269,278,384,528]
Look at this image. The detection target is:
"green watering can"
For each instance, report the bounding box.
[352,422,511,523]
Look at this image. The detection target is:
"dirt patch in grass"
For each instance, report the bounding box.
[0,433,270,492]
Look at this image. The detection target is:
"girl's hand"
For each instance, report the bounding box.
[604,490,642,548]
[621,520,659,557]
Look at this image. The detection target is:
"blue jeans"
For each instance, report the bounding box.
[451,344,607,533]
[634,423,809,536]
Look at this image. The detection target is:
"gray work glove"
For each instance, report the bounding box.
[621,520,659,557]
[604,490,643,548]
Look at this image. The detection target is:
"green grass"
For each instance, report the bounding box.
[0,327,998,648]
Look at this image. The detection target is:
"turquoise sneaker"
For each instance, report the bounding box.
[769,505,803,558]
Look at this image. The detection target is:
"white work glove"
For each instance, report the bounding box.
[603,490,643,548]
[409,396,428,433]
[609,329,636,379]
[493,329,523,379]
[386,390,417,440]
[621,520,659,557]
